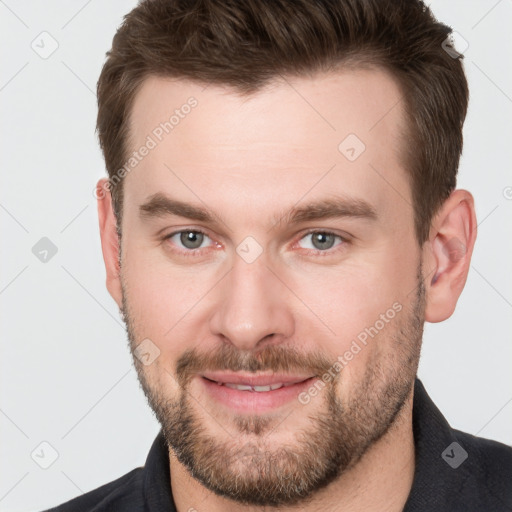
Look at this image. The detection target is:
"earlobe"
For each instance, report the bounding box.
[97,178,123,309]
[423,189,477,323]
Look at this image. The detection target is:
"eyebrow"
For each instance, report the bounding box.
[139,192,377,229]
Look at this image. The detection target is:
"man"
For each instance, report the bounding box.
[44,0,512,510]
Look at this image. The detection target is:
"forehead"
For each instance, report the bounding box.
[129,68,406,150]
[125,69,411,227]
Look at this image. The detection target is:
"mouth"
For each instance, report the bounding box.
[202,376,310,392]
[199,372,317,413]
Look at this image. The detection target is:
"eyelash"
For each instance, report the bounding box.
[162,228,349,258]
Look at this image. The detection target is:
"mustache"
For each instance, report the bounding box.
[175,343,336,388]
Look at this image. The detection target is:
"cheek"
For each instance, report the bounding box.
[284,254,411,361]
[121,247,219,356]
[123,235,204,314]
[293,262,395,317]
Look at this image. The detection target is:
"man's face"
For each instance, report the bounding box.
[118,69,425,506]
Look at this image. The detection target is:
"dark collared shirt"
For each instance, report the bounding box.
[43,378,512,511]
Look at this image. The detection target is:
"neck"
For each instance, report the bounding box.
[170,386,416,512]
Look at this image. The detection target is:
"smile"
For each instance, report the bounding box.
[203,378,307,392]
[199,373,317,413]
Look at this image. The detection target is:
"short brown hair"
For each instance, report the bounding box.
[96,0,468,244]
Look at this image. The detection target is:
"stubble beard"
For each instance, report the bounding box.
[121,262,425,507]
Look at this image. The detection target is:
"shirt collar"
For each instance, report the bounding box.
[143,428,176,511]
[403,378,472,511]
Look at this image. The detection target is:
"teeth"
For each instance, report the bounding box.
[225,383,253,391]
[254,383,284,392]
[223,382,286,392]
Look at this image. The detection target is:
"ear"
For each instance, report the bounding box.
[423,189,477,323]
[96,178,123,309]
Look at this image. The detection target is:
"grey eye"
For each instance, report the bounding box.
[179,230,205,249]
[299,232,341,251]
[311,232,336,250]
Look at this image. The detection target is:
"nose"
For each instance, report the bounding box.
[209,254,295,351]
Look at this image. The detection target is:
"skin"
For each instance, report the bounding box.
[97,69,477,511]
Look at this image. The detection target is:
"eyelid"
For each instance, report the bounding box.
[292,228,350,255]
[162,228,220,255]
[298,227,350,241]
[161,227,351,257]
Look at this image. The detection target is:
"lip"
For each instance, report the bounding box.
[199,373,317,414]
[201,371,314,387]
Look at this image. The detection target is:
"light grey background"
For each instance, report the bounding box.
[1,1,511,510]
